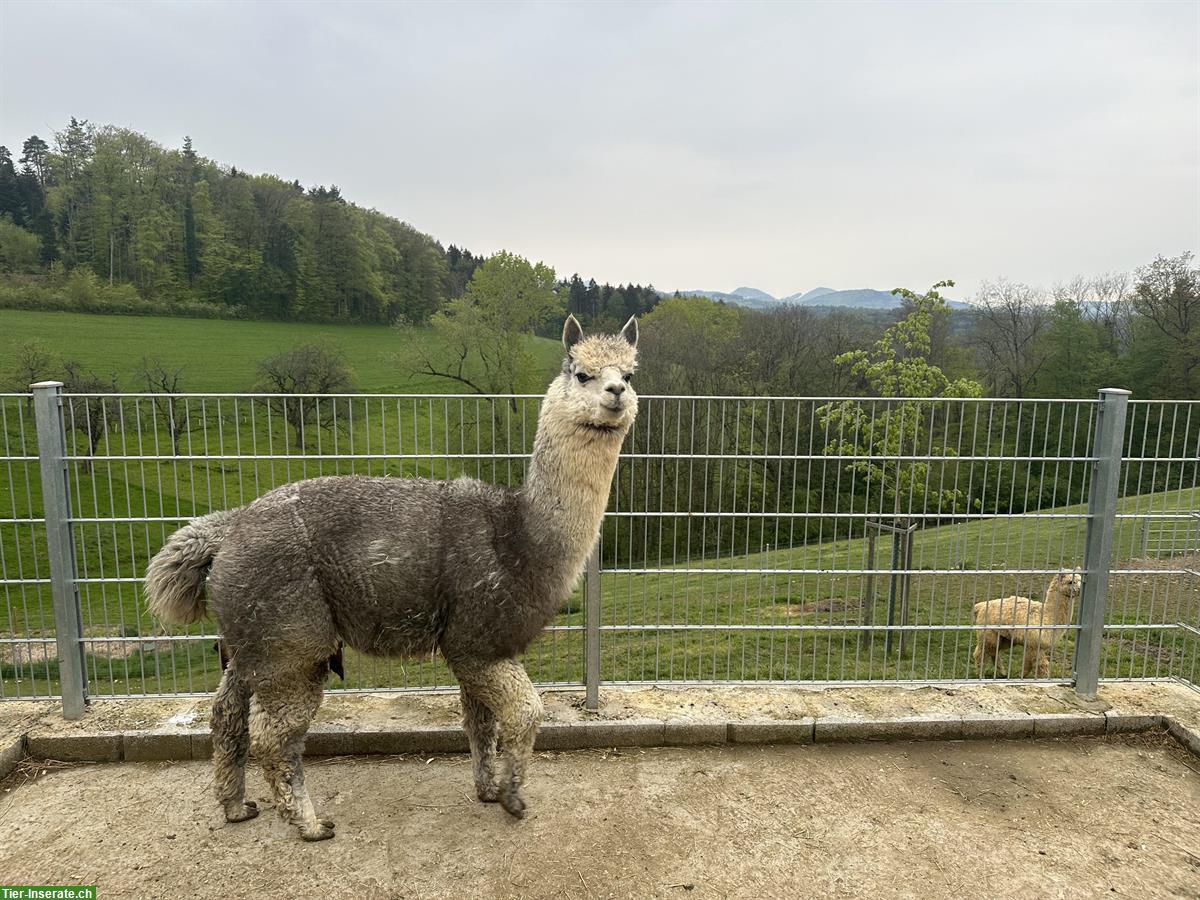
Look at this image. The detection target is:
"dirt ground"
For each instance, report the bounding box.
[2,735,1199,900]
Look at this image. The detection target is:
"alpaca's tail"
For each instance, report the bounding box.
[145,510,237,624]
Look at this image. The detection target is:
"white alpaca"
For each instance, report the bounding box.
[972,572,1083,678]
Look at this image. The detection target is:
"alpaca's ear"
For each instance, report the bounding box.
[620,315,638,348]
[563,315,584,352]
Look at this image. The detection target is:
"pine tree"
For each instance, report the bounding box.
[0,147,23,225]
[182,136,200,284]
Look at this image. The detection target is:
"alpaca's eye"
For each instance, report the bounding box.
[575,372,591,384]
[622,373,632,383]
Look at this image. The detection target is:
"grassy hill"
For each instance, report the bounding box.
[0,309,563,393]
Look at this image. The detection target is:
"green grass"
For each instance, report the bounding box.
[0,308,562,392]
[592,485,1200,686]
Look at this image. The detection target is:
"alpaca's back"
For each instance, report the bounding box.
[973,595,1045,642]
[206,474,551,670]
[974,593,1069,654]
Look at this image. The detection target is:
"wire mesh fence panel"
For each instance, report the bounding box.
[0,394,55,699]
[52,392,583,698]
[1109,401,1200,684]
[3,390,1197,700]
[597,396,1104,685]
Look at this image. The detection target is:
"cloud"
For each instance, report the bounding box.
[2,0,1196,297]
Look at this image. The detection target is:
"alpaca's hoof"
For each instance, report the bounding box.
[301,821,336,842]
[476,784,500,803]
[500,790,526,819]
[224,800,259,823]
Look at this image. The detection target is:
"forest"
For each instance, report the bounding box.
[0,119,661,330]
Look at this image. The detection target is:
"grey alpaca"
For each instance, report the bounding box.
[145,315,639,841]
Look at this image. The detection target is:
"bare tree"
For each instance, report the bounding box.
[61,361,120,473]
[1052,272,1132,355]
[6,339,54,398]
[256,342,354,450]
[138,357,194,456]
[1132,253,1200,398]
[1089,271,1132,353]
[971,279,1052,397]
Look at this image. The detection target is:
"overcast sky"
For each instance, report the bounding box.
[2,0,1197,298]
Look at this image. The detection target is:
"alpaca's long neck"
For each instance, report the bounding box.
[1043,583,1073,625]
[521,388,626,588]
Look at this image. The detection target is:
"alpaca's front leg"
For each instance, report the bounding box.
[1019,638,1051,679]
[496,669,543,819]
[460,686,500,802]
[1032,641,1053,679]
[453,658,544,819]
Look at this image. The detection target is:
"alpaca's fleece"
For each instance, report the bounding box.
[972,572,1082,677]
[144,313,639,839]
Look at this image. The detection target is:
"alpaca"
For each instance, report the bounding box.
[971,572,1082,678]
[145,314,638,841]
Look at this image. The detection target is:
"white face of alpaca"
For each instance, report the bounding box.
[1056,572,1083,596]
[560,315,639,432]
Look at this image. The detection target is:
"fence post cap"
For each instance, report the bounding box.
[1098,388,1132,396]
[30,381,64,390]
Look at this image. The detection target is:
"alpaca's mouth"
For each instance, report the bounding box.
[579,420,623,434]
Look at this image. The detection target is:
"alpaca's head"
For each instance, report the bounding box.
[1050,571,1083,599]
[554,314,639,435]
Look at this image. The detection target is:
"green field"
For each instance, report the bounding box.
[1,311,1197,699]
[1,308,562,392]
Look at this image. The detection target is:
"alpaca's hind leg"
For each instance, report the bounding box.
[212,667,258,823]
[990,638,1011,678]
[461,686,500,802]
[1026,642,1052,679]
[252,670,333,841]
[1036,654,1052,679]
[454,658,543,819]
[975,635,1003,678]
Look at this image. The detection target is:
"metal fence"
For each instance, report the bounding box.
[1,385,1197,715]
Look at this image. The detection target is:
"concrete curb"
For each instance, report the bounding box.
[0,732,26,780]
[1165,717,1200,756]
[16,711,1199,764]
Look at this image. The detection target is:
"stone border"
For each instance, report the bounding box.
[0,731,26,779]
[5,711,1197,770]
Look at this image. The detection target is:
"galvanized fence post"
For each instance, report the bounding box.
[32,381,88,719]
[1074,387,1130,700]
[584,542,601,710]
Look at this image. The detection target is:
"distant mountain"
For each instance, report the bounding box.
[671,285,970,311]
[674,287,780,309]
[792,288,902,309]
[782,287,836,304]
[794,288,971,310]
[730,286,775,304]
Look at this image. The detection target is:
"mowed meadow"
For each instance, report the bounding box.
[0,308,564,392]
[1,310,1198,698]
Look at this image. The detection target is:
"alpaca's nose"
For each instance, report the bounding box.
[606,383,625,396]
